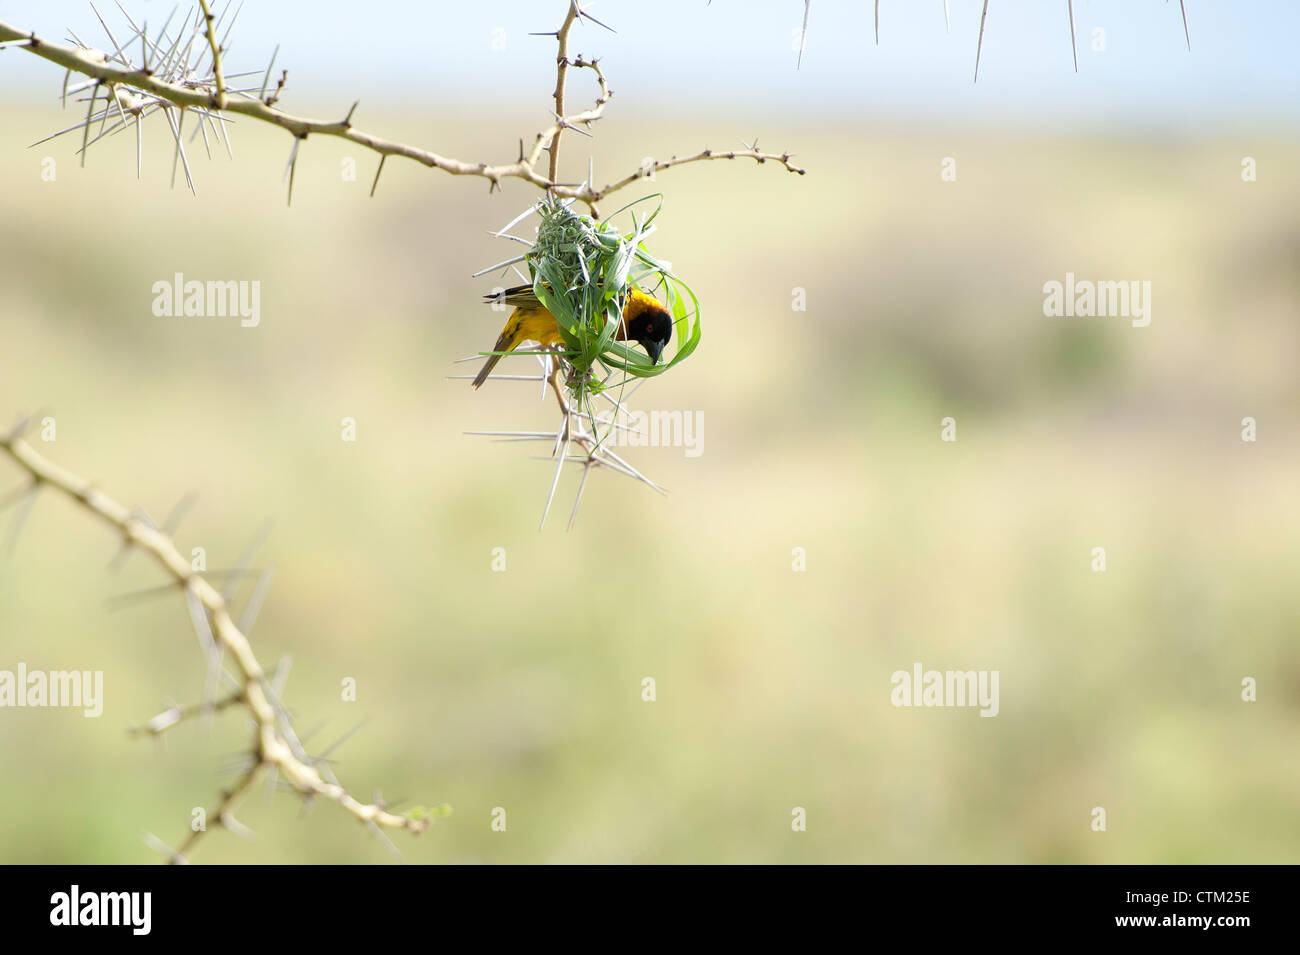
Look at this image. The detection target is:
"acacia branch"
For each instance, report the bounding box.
[589,144,805,205]
[196,0,227,109]
[0,427,432,862]
[547,1,581,184]
[128,690,244,737]
[0,6,804,212]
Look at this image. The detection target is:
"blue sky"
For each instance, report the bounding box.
[2,1,1296,126]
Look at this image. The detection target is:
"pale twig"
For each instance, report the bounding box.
[547,1,580,184]
[172,758,264,862]
[0,4,804,211]
[128,691,245,737]
[196,0,227,108]
[584,144,805,210]
[0,432,433,862]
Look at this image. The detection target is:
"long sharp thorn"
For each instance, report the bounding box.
[220,1,245,52]
[29,117,101,148]
[284,136,300,206]
[222,520,272,603]
[5,487,38,554]
[567,464,591,530]
[317,719,368,759]
[0,481,34,513]
[159,11,190,75]
[1068,0,1078,72]
[540,429,569,531]
[211,113,232,159]
[195,111,212,159]
[160,492,197,535]
[238,569,274,636]
[89,2,129,66]
[79,83,99,167]
[165,107,195,193]
[258,44,279,101]
[113,0,143,34]
[491,200,541,238]
[110,86,130,131]
[144,8,176,68]
[797,0,810,67]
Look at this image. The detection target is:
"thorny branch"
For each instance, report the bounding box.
[0,1,805,214]
[195,0,226,109]
[0,422,434,862]
[545,1,582,185]
[459,351,667,531]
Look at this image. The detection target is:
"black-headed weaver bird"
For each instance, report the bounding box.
[473,283,673,389]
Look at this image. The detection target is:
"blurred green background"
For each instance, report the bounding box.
[2,2,1299,864]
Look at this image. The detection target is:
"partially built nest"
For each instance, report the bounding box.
[519,195,699,410]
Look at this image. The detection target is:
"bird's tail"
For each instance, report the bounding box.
[472,330,514,389]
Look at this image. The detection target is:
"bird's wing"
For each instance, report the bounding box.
[483,283,543,309]
[483,281,659,313]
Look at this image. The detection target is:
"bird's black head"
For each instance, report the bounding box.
[625,300,673,365]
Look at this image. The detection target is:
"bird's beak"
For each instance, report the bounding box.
[643,340,664,365]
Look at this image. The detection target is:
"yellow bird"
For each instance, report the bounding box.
[473,284,673,389]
